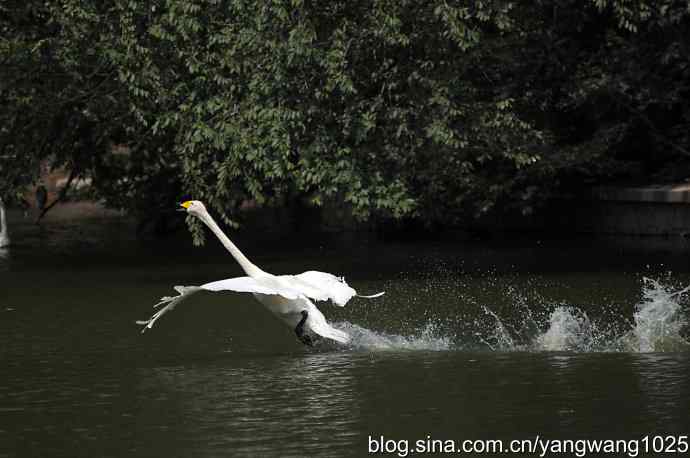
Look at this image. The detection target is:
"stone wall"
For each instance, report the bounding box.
[490,184,690,236]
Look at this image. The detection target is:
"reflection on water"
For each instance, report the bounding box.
[1,216,690,457]
[0,248,9,272]
[140,354,362,456]
[3,351,689,458]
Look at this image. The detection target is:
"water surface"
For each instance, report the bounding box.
[1,215,690,457]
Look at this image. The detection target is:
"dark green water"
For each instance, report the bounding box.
[1,215,690,457]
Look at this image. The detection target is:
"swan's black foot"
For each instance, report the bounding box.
[295,310,314,346]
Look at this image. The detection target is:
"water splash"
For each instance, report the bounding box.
[626,278,690,352]
[333,321,454,351]
[536,307,596,352]
[479,277,689,353]
[338,277,689,353]
[478,307,517,351]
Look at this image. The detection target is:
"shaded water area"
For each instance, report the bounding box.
[1,213,690,457]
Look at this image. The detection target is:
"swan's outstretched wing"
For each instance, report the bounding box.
[201,277,301,298]
[283,270,385,307]
[136,285,202,333]
[136,277,303,332]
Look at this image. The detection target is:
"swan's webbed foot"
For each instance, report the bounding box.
[295,310,314,347]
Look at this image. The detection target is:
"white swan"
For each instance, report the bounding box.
[137,200,384,345]
[0,198,9,248]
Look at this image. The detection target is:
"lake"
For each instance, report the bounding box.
[1,214,689,457]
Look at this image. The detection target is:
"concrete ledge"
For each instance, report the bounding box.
[487,183,690,236]
[592,184,690,204]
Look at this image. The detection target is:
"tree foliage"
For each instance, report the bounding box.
[1,0,689,236]
[520,0,690,190]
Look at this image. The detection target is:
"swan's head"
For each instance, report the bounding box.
[179,200,208,218]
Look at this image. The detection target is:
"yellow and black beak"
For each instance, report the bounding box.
[178,201,192,212]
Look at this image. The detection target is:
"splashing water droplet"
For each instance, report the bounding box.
[329,277,689,353]
[628,278,690,352]
[536,307,595,352]
[334,321,454,351]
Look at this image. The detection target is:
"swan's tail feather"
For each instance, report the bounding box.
[136,286,201,333]
[357,291,385,299]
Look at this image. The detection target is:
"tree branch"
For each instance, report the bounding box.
[615,92,690,157]
[36,167,76,223]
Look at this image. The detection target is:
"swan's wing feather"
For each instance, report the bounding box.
[136,285,202,332]
[285,270,377,307]
[136,277,303,332]
[284,271,355,306]
[201,276,301,299]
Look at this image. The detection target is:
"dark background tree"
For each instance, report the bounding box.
[1,0,689,239]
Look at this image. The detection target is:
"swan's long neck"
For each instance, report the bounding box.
[198,210,264,277]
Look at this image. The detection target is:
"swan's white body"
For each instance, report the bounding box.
[137,201,383,344]
[0,199,9,248]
